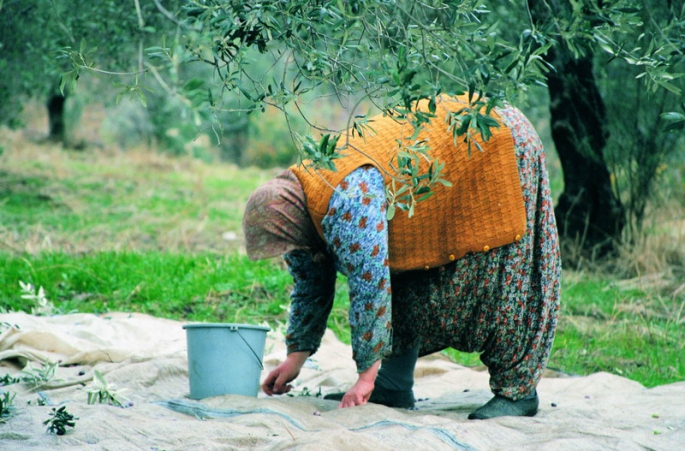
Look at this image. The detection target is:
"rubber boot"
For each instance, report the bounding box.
[467,390,539,420]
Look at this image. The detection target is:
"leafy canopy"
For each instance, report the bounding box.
[3,0,683,213]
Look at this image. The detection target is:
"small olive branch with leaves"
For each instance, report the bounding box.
[299,133,343,173]
[44,406,78,435]
[286,386,322,398]
[0,373,21,386]
[87,370,130,408]
[19,281,56,316]
[447,91,502,156]
[20,361,60,390]
[0,391,17,423]
[385,138,451,221]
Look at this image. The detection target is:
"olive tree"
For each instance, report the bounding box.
[598,2,685,242]
[527,0,685,254]
[0,0,179,143]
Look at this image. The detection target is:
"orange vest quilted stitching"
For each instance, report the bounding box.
[290,95,526,272]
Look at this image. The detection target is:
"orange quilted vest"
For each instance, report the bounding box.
[290,95,526,272]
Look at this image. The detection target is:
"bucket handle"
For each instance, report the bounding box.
[231,326,264,370]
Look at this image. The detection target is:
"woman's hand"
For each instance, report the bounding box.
[339,360,381,408]
[262,350,310,396]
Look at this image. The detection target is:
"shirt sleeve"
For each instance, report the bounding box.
[321,167,393,373]
[283,249,337,356]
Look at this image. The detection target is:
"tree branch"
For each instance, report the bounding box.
[151,0,201,31]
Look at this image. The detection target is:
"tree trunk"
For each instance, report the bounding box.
[46,92,67,143]
[527,0,625,256]
[545,47,625,255]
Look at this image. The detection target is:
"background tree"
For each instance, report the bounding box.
[527,0,627,255]
[598,2,685,243]
[527,0,685,256]
[0,0,180,144]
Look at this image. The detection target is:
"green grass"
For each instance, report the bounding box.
[0,143,272,254]
[548,274,684,387]
[444,274,685,387]
[2,249,682,388]
[0,251,353,344]
[0,129,683,388]
[0,252,292,324]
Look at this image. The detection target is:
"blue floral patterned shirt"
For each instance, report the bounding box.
[284,166,392,372]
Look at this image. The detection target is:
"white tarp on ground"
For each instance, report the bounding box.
[0,312,683,450]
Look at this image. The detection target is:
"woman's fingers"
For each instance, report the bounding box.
[338,390,365,408]
[338,379,375,408]
[273,372,292,394]
[261,370,279,395]
[339,394,365,408]
[262,354,309,396]
[262,367,295,395]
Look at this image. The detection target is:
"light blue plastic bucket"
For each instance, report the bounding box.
[183,323,270,399]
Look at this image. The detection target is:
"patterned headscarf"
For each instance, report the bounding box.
[242,169,324,260]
